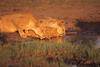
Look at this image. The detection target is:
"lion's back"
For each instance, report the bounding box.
[0,18,17,32]
[0,13,38,32]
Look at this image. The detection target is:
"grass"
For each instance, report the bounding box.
[0,35,100,67]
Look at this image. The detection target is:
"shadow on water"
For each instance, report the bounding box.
[77,20,100,35]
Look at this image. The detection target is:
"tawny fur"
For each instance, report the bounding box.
[0,14,65,39]
[39,17,65,36]
[0,13,40,38]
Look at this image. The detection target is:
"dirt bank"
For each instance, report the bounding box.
[0,0,100,22]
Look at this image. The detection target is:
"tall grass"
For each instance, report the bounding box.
[0,36,100,66]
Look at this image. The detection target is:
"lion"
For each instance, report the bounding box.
[20,17,65,39]
[0,14,65,39]
[39,17,65,37]
[0,13,42,38]
[39,26,58,39]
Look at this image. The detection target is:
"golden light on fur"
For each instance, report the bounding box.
[0,13,65,39]
[0,13,38,38]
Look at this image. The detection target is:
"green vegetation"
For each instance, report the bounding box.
[0,35,100,67]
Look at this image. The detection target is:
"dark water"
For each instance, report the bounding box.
[65,35,100,48]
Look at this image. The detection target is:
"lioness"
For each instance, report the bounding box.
[0,13,42,38]
[0,14,65,39]
[27,17,65,39]
[39,17,65,37]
